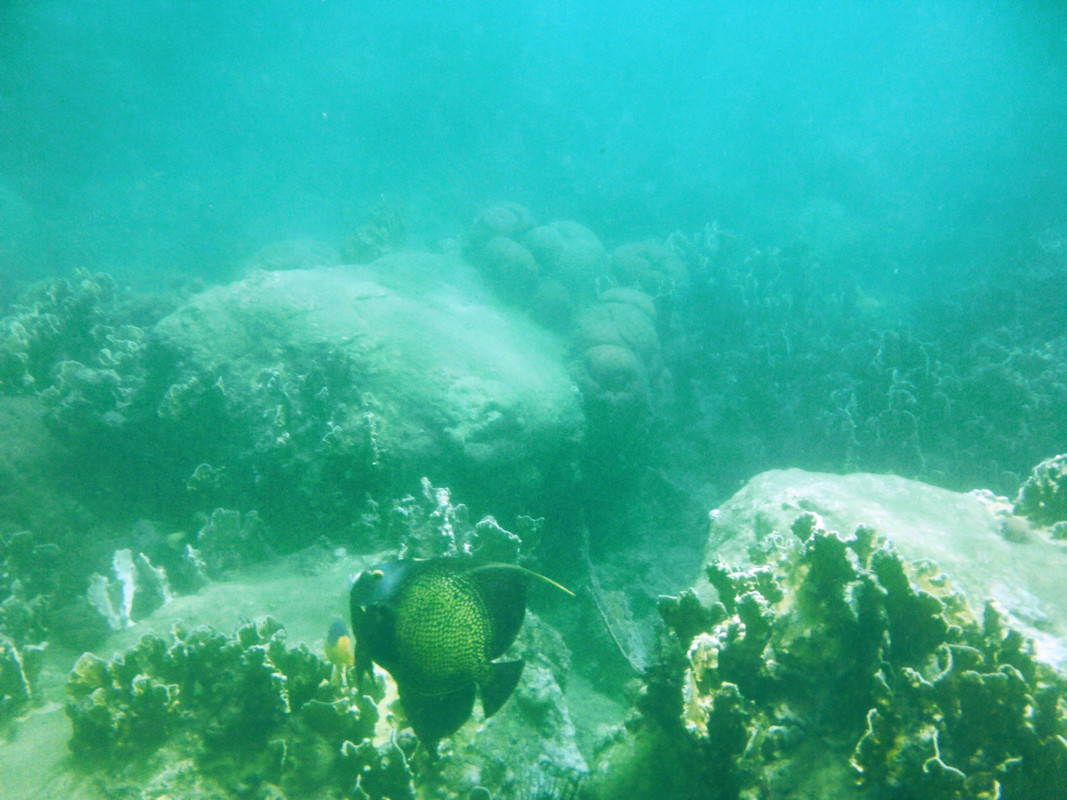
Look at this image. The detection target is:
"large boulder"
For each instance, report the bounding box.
[151,253,584,537]
[701,468,1067,666]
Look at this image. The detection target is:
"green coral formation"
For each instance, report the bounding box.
[0,528,58,713]
[65,616,415,799]
[1015,454,1067,529]
[595,513,1067,800]
[0,270,158,438]
[669,224,1067,496]
[0,633,43,723]
[0,270,121,395]
[150,257,584,538]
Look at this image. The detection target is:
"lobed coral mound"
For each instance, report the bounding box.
[594,514,1067,800]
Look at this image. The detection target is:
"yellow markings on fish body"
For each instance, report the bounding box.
[325,619,355,685]
[393,567,491,695]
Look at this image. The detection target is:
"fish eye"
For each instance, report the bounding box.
[370,569,384,581]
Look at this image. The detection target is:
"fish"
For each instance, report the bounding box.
[349,556,573,753]
[324,619,355,685]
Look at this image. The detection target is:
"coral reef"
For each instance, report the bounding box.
[1015,454,1067,529]
[0,529,58,644]
[667,221,1067,496]
[86,547,173,630]
[0,271,155,438]
[594,513,1067,800]
[0,259,581,557]
[61,574,584,799]
[342,196,407,264]
[572,287,668,467]
[479,235,541,303]
[522,220,608,303]
[610,240,689,298]
[359,476,545,568]
[464,207,611,324]
[466,203,536,254]
[150,256,584,538]
[578,344,650,428]
[576,289,661,372]
[464,205,554,317]
[192,507,272,576]
[0,528,57,711]
[0,633,43,723]
[64,616,415,799]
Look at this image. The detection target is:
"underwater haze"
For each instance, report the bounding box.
[2,1,1065,290]
[4,2,1067,799]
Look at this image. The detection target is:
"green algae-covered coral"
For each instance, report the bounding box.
[65,616,415,799]
[0,269,161,451]
[1,633,44,722]
[597,514,1067,800]
[1015,454,1067,529]
[0,271,144,394]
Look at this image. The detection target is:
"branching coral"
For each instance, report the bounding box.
[670,225,1067,496]
[65,616,413,799]
[606,513,1067,800]
[365,476,542,565]
[0,271,157,441]
[0,633,43,723]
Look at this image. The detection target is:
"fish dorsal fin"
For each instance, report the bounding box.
[464,563,527,659]
[467,563,576,597]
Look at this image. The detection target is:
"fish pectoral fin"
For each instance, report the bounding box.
[480,658,525,719]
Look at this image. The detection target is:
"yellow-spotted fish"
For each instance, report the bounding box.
[349,556,573,753]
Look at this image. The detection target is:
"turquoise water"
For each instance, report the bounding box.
[2,3,1067,798]
[3,2,1064,287]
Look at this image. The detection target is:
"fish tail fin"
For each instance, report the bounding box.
[401,683,476,754]
[481,657,525,718]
